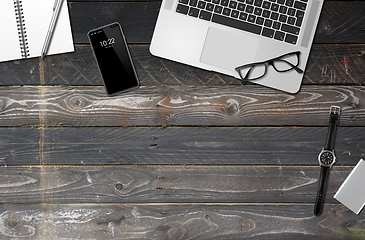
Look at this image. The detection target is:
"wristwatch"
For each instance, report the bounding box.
[314,106,340,216]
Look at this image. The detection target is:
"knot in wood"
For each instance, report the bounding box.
[68,96,86,110]
[115,183,124,191]
[7,220,18,228]
[226,99,240,115]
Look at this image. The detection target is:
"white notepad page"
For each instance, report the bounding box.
[0,0,22,61]
[0,0,74,62]
[334,159,365,215]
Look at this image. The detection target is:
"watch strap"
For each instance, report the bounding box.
[314,166,331,216]
[324,107,340,150]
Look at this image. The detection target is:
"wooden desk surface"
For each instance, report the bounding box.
[0,0,364,239]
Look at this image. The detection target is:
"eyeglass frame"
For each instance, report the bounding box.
[235,51,304,81]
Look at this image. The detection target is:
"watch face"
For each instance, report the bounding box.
[320,151,334,166]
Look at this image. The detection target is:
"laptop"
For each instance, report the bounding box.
[150,0,324,93]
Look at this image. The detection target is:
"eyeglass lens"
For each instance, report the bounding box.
[273,53,299,72]
[237,52,299,80]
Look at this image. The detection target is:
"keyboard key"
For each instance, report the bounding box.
[179,0,189,4]
[198,1,206,9]
[189,0,198,7]
[273,21,281,29]
[199,10,212,20]
[246,0,254,4]
[214,5,223,13]
[176,4,189,14]
[274,31,285,41]
[279,14,287,22]
[231,9,239,18]
[285,33,297,44]
[287,8,295,16]
[188,7,199,17]
[212,0,220,3]
[256,16,264,25]
[237,3,246,11]
[264,19,273,27]
[279,5,287,13]
[206,3,214,11]
[277,0,285,4]
[271,3,279,11]
[294,0,306,10]
[281,23,300,34]
[229,1,238,9]
[287,16,295,25]
[262,1,271,9]
[254,7,262,16]
[223,7,231,15]
[212,13,262,34]
[270,12,279,20]
[246,5,254,13]
[221,0,229,6]
[254,0,263,7]
[204,0,212,2]
[285,0,294,7]
[262,9,270,18]
[248,14,256,22]
[239,12,248,20]
[295,10,304,27]
[262,27,274,38]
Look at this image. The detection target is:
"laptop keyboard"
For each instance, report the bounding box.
[176,0,307,45]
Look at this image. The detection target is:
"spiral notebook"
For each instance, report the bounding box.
[0,0,74,63]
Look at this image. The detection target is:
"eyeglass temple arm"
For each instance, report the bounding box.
[285,61,304,74]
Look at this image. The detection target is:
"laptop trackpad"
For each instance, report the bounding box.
[200,27,259,71]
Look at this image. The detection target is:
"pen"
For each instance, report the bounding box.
[41,0,64,58]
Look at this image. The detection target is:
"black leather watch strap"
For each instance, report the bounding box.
[324,113,339,150]
[314,166,331,216]
[314,106,340,217]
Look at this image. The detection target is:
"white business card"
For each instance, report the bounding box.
[334,159,365,215]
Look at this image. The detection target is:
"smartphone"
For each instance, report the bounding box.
[87,22,139,96]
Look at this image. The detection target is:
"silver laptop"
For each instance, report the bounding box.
[150,0,324,93]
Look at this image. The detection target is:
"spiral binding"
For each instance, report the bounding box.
[13,0,29,58]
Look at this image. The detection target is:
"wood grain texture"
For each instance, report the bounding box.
[0,204,362,239]
[0,166,355,204]
[68,2,159,44]
[0,1,364,238]
[67,2,365,44]
[315,1,365,44]
[44,44,365,86]
[1,44,364,86]
[0,85,363,127]
[0,127,363,165]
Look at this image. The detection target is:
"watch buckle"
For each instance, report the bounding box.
[330,106,341,116]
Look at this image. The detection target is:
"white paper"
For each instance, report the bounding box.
[334,159,365,215]
[0,0,74,62]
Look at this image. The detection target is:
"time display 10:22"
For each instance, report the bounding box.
[100,38,115,48]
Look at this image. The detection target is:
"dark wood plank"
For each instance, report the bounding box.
[68,2,160,44]
[1,127,363,165]
[0,85,363,127]
[0,204,362,239]
[0,58,41,86]
[315,1,365,43]
[0,165,357,203]
[42,44,365,86]
[67,2,365,44]
[2,44,364,86]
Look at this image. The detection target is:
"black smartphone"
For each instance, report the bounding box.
[87,22,139,96]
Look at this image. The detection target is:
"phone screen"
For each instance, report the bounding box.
[88,23,139,95]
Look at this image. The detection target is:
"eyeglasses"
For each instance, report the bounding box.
[235,51,304,81]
